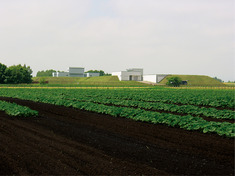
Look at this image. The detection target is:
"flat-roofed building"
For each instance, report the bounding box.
[68,67,85,77]
[112,68,143,81]
[52,67,85,77]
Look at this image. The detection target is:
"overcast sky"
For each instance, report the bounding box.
[0,0,234,81]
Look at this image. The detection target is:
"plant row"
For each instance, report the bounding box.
[0,100,38,117]
[1,88,234,109]
[0,89,234,137]
[63,96,235,120]
[27,97,235,138]
[67,89,234,108]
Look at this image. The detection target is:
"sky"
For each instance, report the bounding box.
[0,0,234,81]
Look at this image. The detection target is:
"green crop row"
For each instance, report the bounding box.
[0,100,38,117]
[28,89,232,120]
[25,96,235,138]
[1,88,234,109]
[0,88,234,137]
[63,96,234,120]
[87,89,235,109]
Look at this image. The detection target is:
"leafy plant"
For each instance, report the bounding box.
[0,100,38,117]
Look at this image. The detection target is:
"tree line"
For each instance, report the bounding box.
[0,63,32,84]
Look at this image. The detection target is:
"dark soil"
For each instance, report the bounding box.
[0,97,234,175]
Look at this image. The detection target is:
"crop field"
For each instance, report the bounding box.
[0,87,234,175]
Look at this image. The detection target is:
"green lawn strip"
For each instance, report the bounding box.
[0,100,38,117]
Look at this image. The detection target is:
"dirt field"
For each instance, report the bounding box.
[0,97,234,175]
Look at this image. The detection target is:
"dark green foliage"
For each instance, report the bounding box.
[36,69,57,77]
[4,64,32,84]
[166,77,182,87]
[0,100,38,117]
[213,77,224,83]
[0,63,7,83]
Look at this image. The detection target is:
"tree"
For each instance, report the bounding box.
[0,63,7,83]
[213,77,224,83]
[166,76,182,87]
[36,69,57,77]
[4,64,33,84]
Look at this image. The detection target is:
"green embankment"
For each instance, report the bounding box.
[32,76,150,87]
[160,75,225,86]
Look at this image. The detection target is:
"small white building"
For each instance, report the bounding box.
[143,74,168,83]
[52,67,85,77]
[112,68,143,81]
[52,67,102,77]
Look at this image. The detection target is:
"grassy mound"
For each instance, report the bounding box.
[32,76,150,87]
[160,75,225,86]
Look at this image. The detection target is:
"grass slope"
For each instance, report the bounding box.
[160,75,225,86]
[33,76,150,87]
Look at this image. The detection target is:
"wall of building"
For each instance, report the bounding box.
[143,74,168,83]
[86,73,100,77]
[52,72,69,77]
[68,67,85,77]
[112,69,143,81]
[121,71,142,81]
[126,68,143,75]
[112,72,122,80]
[143,75,157,83]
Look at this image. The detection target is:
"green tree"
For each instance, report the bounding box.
[36,69,56,77]
[0,63,7,83]
[4,64,33,84]
[213,77,224,83]
[166,76,182,87]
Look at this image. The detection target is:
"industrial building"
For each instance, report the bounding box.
[52,67,100,77]
[112,68,143,81]
[112,68,168,83]
[68,67,85,77]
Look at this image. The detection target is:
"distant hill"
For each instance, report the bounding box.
[160,75,225,86]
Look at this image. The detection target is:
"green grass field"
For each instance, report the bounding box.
[160,75,225,86]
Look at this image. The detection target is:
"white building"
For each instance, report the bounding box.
[52,67,100,77]
[52,67,85,77]
[112,68,143,81]
[68,67,85,77]
[143,74,168,83]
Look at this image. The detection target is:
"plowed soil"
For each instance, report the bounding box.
[0,97,234,175]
